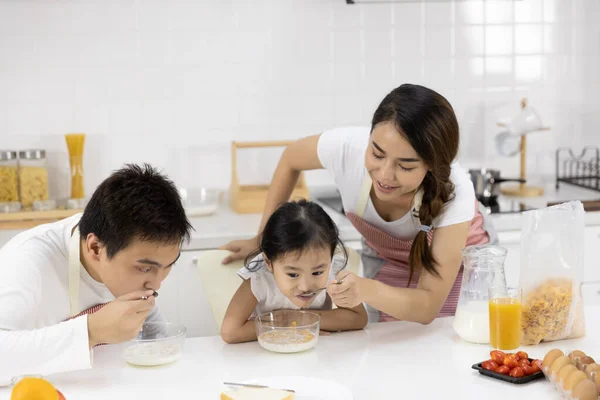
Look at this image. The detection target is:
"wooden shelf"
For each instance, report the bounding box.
[0,209,83,230]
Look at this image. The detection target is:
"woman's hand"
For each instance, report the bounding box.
[327,271,365,309]
[219,238,259,264]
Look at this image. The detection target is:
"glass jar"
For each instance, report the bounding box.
[18,149,49,208]
[453,245,508,344]
[0,150,19,203]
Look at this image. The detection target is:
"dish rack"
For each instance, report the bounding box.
[229,140,310,214]
[555,146,600,192]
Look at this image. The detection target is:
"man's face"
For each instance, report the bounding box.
[84,235,181,297]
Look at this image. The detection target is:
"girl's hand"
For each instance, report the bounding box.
[326,271,364,309]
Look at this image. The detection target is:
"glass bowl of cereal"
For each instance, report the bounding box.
[255,310,321,354]
[122,322,186,367]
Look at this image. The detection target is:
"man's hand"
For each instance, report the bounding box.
[87,290,156,347]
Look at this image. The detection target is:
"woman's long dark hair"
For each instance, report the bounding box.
[371,84,459,285]
[245,200,348,271]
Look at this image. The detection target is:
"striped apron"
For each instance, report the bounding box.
[67,228,107,342]
[346,174,491,323]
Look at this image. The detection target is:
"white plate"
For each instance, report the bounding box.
[242,376,353,400]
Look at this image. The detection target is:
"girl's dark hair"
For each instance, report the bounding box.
[245,200,348,271]
[371,84,459,285]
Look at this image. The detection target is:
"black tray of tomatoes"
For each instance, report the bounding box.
[472,350,545,384]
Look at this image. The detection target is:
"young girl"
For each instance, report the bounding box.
[220,200,368,344]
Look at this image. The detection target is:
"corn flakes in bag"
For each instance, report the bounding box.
[519,201,586,345]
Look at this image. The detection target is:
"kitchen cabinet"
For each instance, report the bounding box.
[156,250,219,338]
[344,240,362,251]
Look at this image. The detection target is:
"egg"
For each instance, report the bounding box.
[544,349,565,368]
[551,356,573,377]
[580,356,596,367]
[569,350,587,360]
[564,370,589,392]
[558,364,579,384]
[593,374,600,392]
[571,378,598,400]
[584,363,600,378]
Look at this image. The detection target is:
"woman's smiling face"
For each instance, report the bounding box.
[365,121,429,202]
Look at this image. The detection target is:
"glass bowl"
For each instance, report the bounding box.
[122,322,186,367]
[180,187,221,217]
[255,310,320,354]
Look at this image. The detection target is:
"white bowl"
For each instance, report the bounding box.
[123,322,186,367]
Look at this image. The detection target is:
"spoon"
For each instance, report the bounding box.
[141,291,158,300]
[301,278,345,296]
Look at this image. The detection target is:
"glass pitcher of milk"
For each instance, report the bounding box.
[453,245,508,344]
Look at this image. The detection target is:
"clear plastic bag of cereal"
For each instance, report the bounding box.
[519,201,586,345]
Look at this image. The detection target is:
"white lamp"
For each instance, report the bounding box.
[496,98,550,197]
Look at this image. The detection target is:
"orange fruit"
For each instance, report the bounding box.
[11,377,58,400]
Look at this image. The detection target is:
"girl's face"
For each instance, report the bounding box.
[265,246,332,308]
[364,121,429,203]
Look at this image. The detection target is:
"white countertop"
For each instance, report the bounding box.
[185,200,360,251]
[4,305,597,400]
[185,183,600,251]
[1,183,598,251]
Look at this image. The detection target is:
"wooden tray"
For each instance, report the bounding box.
[229,141,310,214]
[0,209,83,230]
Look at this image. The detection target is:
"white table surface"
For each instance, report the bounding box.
[2,305,598,400]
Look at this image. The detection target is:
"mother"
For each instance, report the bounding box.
[222,84,494,324]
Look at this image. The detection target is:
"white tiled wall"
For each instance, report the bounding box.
[1,0,599,198]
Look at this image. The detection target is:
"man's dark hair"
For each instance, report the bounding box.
[79,163,192,258]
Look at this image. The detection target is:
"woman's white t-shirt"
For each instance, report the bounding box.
[317,126,476,240]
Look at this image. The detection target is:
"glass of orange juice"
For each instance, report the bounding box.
[489,286,522,350]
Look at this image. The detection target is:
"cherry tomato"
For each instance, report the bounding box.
[482,361,499,371]
[510,353,520,362]
[57,390,66,400]
[503,355,519,369]
[490,350,506,364]
[495,365,511,375]
[509,367,525,378]
[519,358,531,368]
[516,351,529,360]
[522,365,535,376]
[530,360,542,374]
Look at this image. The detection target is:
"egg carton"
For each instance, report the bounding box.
[540,348,600,400]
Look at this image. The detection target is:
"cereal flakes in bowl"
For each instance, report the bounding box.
[255,310,320,354]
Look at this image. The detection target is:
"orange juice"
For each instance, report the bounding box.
[489,297,522,350]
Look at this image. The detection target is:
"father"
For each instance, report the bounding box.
[0,164,192,383]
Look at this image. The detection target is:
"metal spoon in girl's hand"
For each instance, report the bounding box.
[301,278,346,297]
